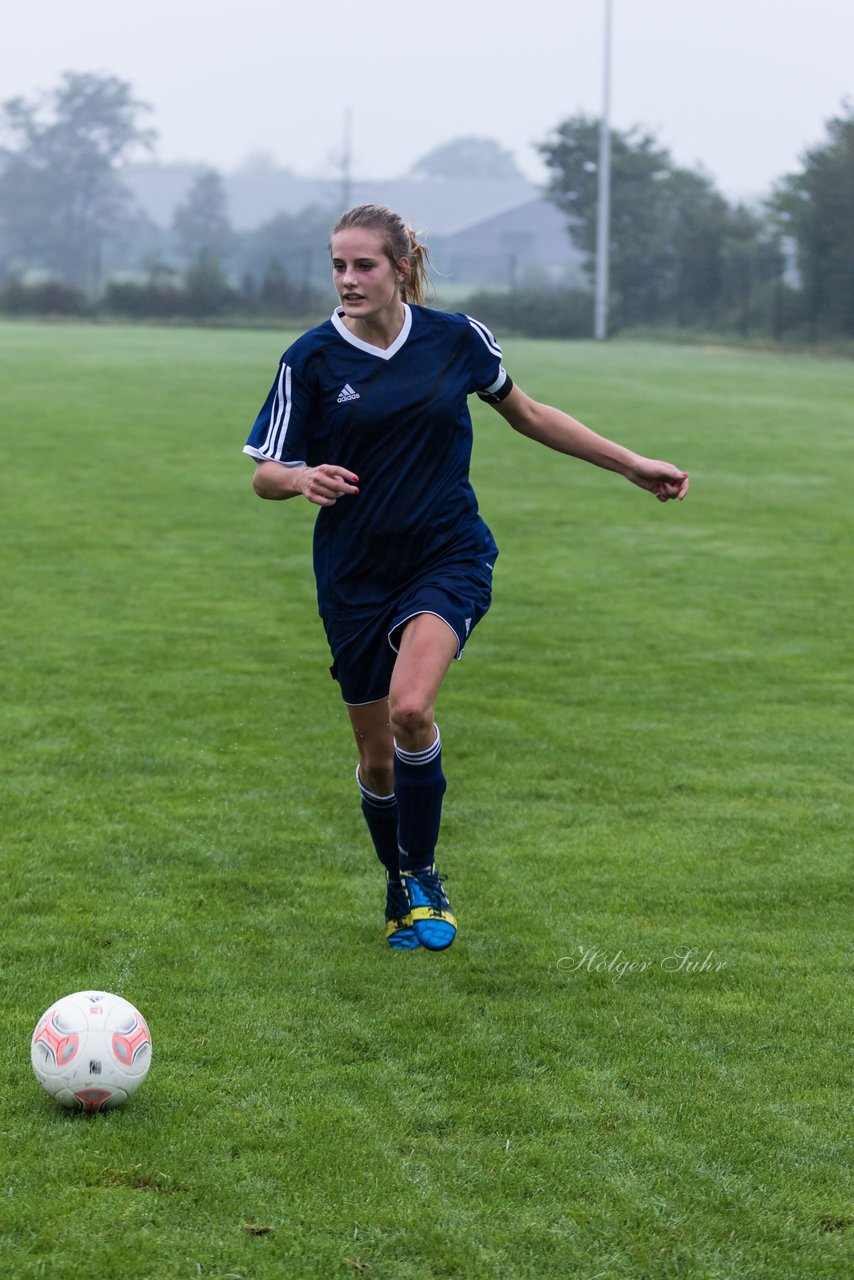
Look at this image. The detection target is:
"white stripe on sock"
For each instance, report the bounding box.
[393,725,441,767]
[355,765,395,804]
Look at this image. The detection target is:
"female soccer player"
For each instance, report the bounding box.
[244,204,688,954]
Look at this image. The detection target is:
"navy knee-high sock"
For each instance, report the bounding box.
[356,767,400,880]
[394,726,447,873]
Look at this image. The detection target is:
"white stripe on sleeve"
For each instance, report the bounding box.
[466,315,502,358]
[480,367,508,396]
[260,363,293,460]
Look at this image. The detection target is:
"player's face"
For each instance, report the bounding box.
[331,228,407,325]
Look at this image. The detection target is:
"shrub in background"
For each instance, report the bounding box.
[1,279,89,316]
[461,287,595,339]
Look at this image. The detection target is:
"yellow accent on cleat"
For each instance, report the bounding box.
[384,913,413,938]
[408,906,457,929]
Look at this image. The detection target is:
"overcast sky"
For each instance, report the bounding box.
[4,0,852,200]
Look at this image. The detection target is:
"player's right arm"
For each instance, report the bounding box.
[253,461,360,507]
[246,354,358,506]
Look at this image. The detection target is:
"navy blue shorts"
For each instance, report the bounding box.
[323,557,496,705]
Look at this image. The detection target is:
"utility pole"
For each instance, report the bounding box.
[594,0,613,341]
[341,109,353,212]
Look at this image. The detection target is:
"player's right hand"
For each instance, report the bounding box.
[299,464,360,506]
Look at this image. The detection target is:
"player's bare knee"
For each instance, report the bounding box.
[388,697,434,743]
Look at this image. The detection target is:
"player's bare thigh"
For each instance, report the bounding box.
[347,613,457,782]
[388,613,457,752]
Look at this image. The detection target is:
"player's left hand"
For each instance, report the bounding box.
[627,458,690,502]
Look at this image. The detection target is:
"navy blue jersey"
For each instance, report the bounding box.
[244,305,508,619]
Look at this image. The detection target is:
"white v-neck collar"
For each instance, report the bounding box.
[331,304,412,360]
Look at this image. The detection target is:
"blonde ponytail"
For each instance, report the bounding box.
[402,226,432,306]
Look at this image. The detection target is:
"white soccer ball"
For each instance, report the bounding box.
[31,991,152,1111]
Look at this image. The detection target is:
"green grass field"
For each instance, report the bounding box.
[1,321,851,1279]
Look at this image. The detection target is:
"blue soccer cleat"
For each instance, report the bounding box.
[401,865,457,951]
[385,877,420,951]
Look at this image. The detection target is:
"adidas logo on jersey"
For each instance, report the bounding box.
[337,383,360,403]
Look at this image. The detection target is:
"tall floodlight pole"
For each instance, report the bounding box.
[594,0,613,340]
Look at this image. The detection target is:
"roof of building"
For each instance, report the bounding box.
[121,163,548,236]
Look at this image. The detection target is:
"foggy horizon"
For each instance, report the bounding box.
[3,0,853,206]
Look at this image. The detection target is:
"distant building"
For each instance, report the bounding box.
[431,197,586,289]
[120,165,587,290]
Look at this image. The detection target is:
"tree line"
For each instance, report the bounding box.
[0,74,333,322]
[537,111,854,341]
[1,72,852,341]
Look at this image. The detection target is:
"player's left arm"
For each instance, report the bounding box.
[490,382,689,502]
